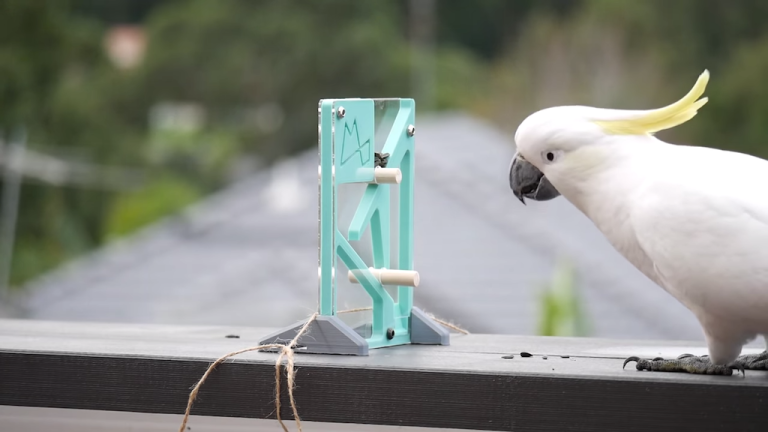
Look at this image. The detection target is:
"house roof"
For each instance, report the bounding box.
[15,112,704,341]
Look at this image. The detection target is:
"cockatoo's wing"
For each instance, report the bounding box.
[630,144,768,358]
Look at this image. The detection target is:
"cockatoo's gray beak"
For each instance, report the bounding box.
[509,153,561,205]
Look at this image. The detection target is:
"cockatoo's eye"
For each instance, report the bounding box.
[541,149,561,164]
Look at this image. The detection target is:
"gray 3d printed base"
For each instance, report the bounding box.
[410,307,450,346]
[259,314,368,356]
[259,307,449,356]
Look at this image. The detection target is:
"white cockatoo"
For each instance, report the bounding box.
[509,70,768,375]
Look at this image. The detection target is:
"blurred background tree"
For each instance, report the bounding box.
[537,260,590,337]
[3,0,768,295]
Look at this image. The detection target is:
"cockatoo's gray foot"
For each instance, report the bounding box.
[623,353,745,376]
[731,350,768,370]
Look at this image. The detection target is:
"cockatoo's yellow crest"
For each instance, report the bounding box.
[593,70,710,135]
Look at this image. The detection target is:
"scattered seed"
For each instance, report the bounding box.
[542,356,548,360]
[561,355,570,359]
[225,334,240,339]
[502,355,515,359]
[520,351,533,358]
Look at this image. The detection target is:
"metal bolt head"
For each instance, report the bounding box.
[407,124,415,137]
[336,106,346,118]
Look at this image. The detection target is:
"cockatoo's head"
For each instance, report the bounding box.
[509,70,710,204]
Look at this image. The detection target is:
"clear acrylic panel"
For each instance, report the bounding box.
[324,99,404,335]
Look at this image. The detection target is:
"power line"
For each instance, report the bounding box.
[0,134,147,297]
[0,142,146,191]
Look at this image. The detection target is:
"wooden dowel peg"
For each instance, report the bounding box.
[373,167,401,184]
[319,166,399,184]
[347,267,419,287]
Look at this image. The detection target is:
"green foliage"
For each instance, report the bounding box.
[9,0,768,290]
[147,126,241,188]
[0,0,465,285]
[132,0,417,160]
[536,260,590,337]
[430,0,581,60]
[0,0,117,285]
[103,175,201,239]
[537,261,590,337]
[685,35,768,160]
[431,47,490,111]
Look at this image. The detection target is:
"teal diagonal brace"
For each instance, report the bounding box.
[348,184,382,240]
[348,184,390,270]
[346,99,415,330]
[380,100,415,169]
[336,234,402,345]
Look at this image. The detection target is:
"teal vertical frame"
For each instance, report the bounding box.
[318,100,336,316]
[393,99,415,324]
[260,97,447,355]
[371,99,415,334]
[317,98,416,348]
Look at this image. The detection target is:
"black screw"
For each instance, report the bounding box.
[386,328,395,339]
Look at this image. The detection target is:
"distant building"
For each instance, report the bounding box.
[104,25,146,70]
[15,112,704,342]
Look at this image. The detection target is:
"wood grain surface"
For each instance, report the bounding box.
[1,319,767,431]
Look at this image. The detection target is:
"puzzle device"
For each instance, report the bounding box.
[259,98,450,355]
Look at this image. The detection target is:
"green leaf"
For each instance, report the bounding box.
[103,175,202,240]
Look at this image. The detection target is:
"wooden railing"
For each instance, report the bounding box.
[1,318,766,431]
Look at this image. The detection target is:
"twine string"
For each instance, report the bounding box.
[177,307,468,432]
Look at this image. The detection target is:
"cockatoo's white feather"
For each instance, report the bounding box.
[585,140,768,363]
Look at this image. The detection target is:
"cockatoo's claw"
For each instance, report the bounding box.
[728,363,747,377]
[622,354,744,376]
[731,350,768,371]
[623,356,673,370]
[622,356,640,370]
